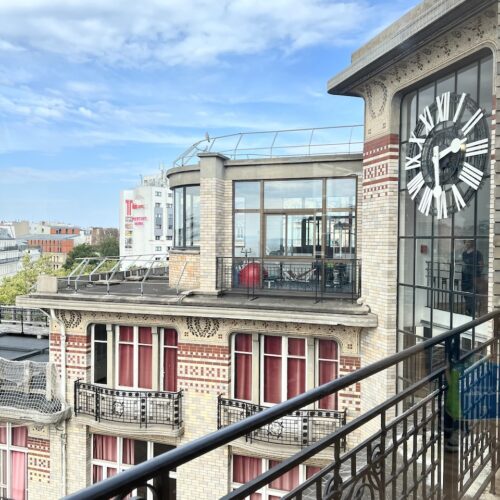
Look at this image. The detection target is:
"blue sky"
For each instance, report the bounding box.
[0,0,418,228]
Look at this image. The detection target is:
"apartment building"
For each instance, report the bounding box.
[11,0,500,498]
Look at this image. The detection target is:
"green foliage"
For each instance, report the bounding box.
[63,244,98,270]
[0,255,59,305]
[97,236,119,258]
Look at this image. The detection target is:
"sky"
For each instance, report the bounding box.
[0,0,419,228]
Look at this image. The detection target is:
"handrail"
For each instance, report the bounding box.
[65,310,499,500]
[173,125,364,167]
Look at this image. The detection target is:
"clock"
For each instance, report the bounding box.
[405,92,490,219]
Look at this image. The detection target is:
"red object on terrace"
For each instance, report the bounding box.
[239,263,267,287]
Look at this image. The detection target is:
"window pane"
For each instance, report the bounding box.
[417,82,435,115]
[399,238,414,285]
[93,434,117,461]
[118,344,134,387]
[235,333,252,352]
[265,215,285,256]
[457,62,479,102]
[264,336,281,355]
[288,338,305,356]
[436,73,455,97]
[235,182,260,210]
[318,359,337,409]
[287,358,306,398]
[287,215,317,257]
[12,427,27,447]
[119,326,133,342]
[269,461,300,490]
[164,329,178,347]
[479,55,493,111]
[233,455,261,483]
[94,340,107,384]
[138,345,152,389]
[264,356,282,403]
[174,188,184,247]
[94,324,107,341]
[164,343,178,392]
[11,451,26,500]
[318,339,337,360]
[415,239,432,287]
[139,327,152,344]
[235,353,252,400]
[398,285,414,333]
[327,178,356,209]
[185,186,200,246]
[399,190,414,237]
[133,440,148,465]
[122,439,135,465]
[234,212,260,257]
[477,177,490,236]
[401,91,417,142]
[264,179,322,209]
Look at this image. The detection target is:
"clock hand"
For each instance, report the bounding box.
[438,137,467,160]
[433,146,442,198]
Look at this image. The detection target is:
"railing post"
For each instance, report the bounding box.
[74,379,79,416]
[20,307,24,334]
[95,385,101,422]
[443,336,461,500]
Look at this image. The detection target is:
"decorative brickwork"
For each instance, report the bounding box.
[168,250,200,291]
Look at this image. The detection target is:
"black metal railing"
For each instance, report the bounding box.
[218,396,346,448]
[216,257,361,301]
[0,306,49,333]
[74,381,183,429]
[66,311,500,500]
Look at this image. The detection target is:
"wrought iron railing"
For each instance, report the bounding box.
[216,257,361,302]
[74,381,183,429]
[218,396,346,448]
[173,125,364,167]
[66,311,500,500]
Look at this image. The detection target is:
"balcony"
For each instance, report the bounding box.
[74,381,183,431]
[218,396,346,448]
[66,311,500,500]
[216,257,361,301]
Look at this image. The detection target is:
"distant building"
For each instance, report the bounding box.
[0,227,23,281]
[90,227,119,247]
[0,220,30,238]
[25,234,80,270]
[29,221,80,235]
[119,173,173,263]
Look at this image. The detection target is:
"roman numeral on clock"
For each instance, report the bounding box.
[418,186,433,216]
[452,184,466,211]
[436,92,450,123]
[453,93,467,123]
[459,162,483,190]
[419,106,434,135]
[409,132,425,152]
[405,153,421,170]
[465,138,488,157]
[408,172,425,199]
[461,108,484,136]
[436,191,448,219]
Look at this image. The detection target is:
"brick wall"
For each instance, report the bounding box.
[169,250,200,290]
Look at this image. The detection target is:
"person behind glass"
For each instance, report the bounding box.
[461,240,483,316]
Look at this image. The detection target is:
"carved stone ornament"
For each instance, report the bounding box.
[56,310,82,329]
[186,317,220,338]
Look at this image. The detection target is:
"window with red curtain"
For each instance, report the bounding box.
[163,329,178,392]
[263,336,282,403]
[0,425,28,500]
[269,460,300,492]
[234,333,252,400]
[287,338,306,399]
[232,455,262,500]
[317,339,339,410]
[118,326,134,387]
[93,434,117,462]
[138,327,152,389]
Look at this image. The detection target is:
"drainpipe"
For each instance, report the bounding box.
[50,309,67,498]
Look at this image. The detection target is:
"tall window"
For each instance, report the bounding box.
[231,455,320,499]
[232,334,339,409]
[398,53,493,382]
[173,185,200,248]
[92,434,175,499]
[234,178,356,259]
[0,425,28,500]
[91,325,178,392]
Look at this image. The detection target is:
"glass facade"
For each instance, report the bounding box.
[398,53,493,373]
[173,186,200,248]
[234,178,356,259]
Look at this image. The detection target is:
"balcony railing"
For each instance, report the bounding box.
[218,396,346,448]
[66,311,500,500]
[216,257,361,301]
[74,381,183,429]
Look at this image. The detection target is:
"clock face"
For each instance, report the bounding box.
[405,92,490,219]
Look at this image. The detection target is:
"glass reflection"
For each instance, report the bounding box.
[234,213,260,257]
[235,182,260,210]
[264,180,322,209]
[327,179,356,208]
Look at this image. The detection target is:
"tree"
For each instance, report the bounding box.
[0,255,58,305]
[63,244,98,270]
[97,236,119,257]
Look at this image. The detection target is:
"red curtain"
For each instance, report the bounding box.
[264,336,282,403]
[234,334,253,400]
[119,326,134,342]
[287,358,305,399]
[12,427,27,447]
[92,465,103,483]
[306,466,321,478]
[232,455,262,500]
[119,344,134,387]
[11,451,26,500]
[318,340,338,410]
[93,434,117,462]
[0,426,6,444]
[138,327,152,389]
[164,329,178,392]
[122,439,135,465]
[269,460,299,491]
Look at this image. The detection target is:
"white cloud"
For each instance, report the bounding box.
[0,0,391,67]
